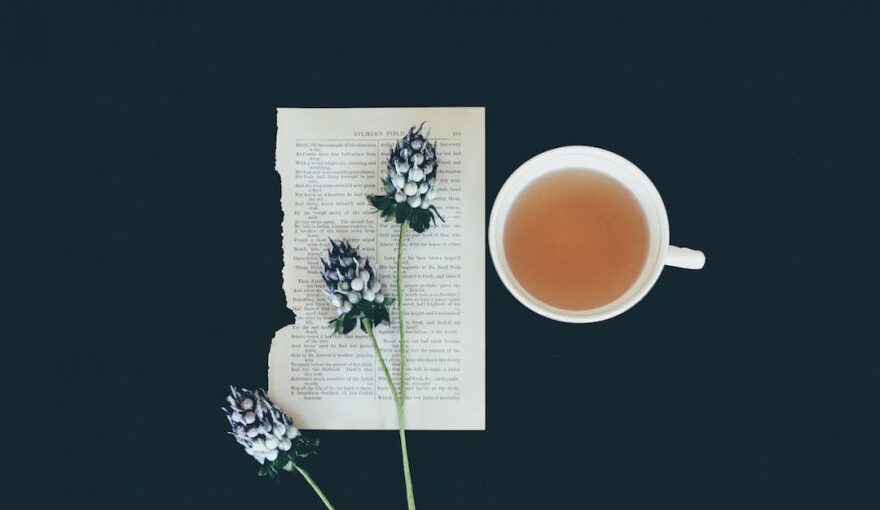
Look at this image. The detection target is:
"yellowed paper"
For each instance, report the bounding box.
[269,107,485,430]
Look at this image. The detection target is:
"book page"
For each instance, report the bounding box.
[269,107,485,430]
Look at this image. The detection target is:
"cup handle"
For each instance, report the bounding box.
[666,245,706,270]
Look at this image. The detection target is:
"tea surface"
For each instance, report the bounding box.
[503,169,649,310]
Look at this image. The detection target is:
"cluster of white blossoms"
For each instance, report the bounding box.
[321,239,386,315]
[384,124,438,209]
[224,386,300,465]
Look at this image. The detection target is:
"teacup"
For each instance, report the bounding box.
[488,146,705,323]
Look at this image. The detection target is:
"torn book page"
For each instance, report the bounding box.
[270,107,485,430]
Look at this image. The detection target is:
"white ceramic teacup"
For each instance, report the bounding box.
[488,146,705,323]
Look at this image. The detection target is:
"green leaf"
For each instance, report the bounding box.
[429,205,446,223]
[409,210,429,232]
[377,305,390,325]
[394,203,409,223]
[356,300,372,316]
[330,310,364,335]
[368,194,398,221]
[258,462,280,482]
[292,435,321,460]
[277,452,295,471]
[341,315,356,334]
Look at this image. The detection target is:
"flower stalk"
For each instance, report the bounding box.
[295,466,336,510]
[223,386,336,509]
[362,123,446,510]
[363,315,415,510]
[397,221,407,401]
[395,220,416,510]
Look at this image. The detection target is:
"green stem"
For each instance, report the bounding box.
[398,410,416,510]
[363,315,416,510]
[397,220,407,401]
[395,220,416,510]
[363,318,401,408]
[295,466,336,510]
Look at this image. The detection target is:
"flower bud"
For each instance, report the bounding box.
[367,123,444,233]
[224,387,314,467]
[321,240,393,332]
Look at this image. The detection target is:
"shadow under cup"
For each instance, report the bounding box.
[488,146,671,323]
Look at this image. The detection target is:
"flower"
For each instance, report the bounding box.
[322,239,393,334]
[368,123,445,233]
[224,386,318,478]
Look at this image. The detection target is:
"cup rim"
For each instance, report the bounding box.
[487,145,670,323]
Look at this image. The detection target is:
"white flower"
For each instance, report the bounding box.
[367,123,444,233]
[322,240,395,334]
[321,240,386,313]
[224,386,301,466]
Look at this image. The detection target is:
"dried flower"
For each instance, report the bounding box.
[368,123,444,233]
[224,386,318,479]
[322,239,393,334]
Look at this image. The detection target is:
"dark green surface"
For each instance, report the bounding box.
[9,1,878,508]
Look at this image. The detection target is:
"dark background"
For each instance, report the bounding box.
[8,1,878,508]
